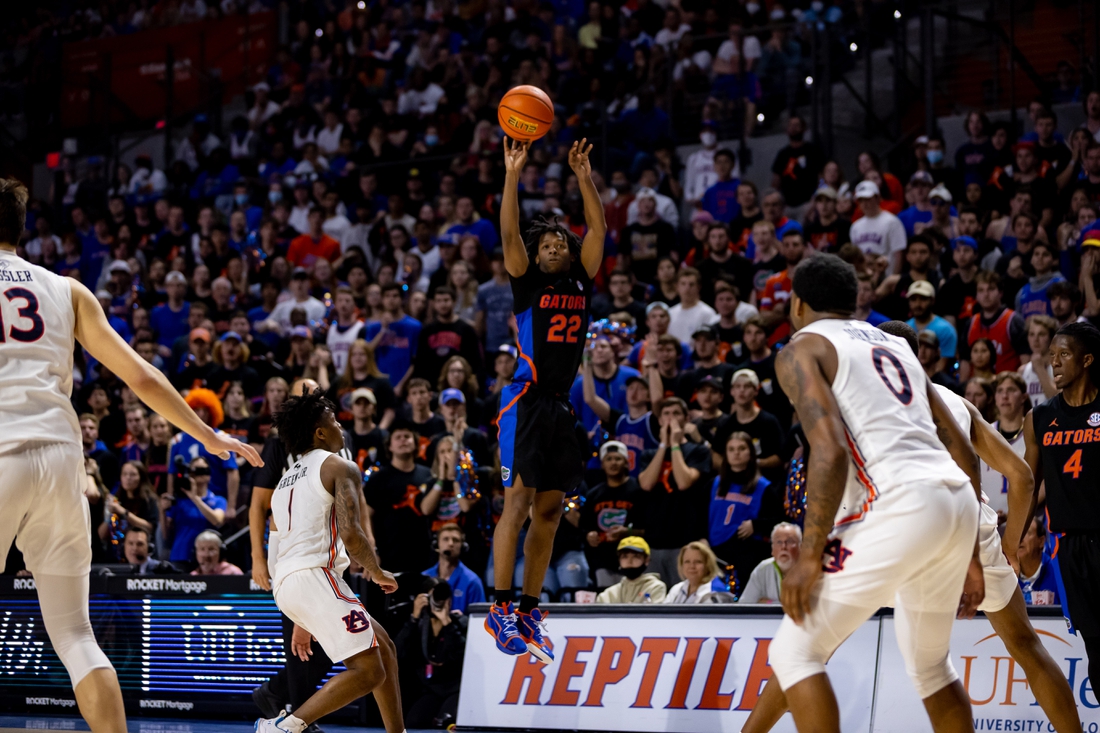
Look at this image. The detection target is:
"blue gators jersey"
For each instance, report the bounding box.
[612,409,660,476]
[511,259,592,393]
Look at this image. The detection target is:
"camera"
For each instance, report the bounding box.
[428,578,452,613]
[174,456,210,488]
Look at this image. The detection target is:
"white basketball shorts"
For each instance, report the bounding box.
[274,566,377,663]
[0,442,91,576]
[977,502,1018,614]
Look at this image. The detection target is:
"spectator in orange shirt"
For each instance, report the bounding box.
[759,230,807,345]
[287,207,341,269]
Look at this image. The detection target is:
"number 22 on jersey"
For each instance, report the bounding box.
[547,314,583,343]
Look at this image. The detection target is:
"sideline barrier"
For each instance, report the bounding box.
[458,603,1099,733]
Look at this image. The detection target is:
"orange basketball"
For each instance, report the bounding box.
[498,85,555,142]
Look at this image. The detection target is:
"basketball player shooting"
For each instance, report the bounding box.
[255,389,403,733]
[0,178,263,733]
[764,255,985,733]
[742,320,1082,733]
[486,137,605,662]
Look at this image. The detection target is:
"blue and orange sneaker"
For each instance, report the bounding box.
[484,601,527,655]
[517,608,554,664]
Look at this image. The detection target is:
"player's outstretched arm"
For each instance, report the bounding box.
[568,138,606,279]
[1019,411,1044,547]
[501,137,530,278]
[324,455,396,593]
[69,278,263,467]
[966,400,1035,573]
[774,336,850,624]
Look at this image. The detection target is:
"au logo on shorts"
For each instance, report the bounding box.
[501,466,511,481]
[342,609,371,634]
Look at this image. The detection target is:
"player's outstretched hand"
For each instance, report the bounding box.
[780,557,822,625]
[291,624,315,662]
[372,568,399,594]
[568,138,594,177]
[957,556,986,619]
[203,432,264,467]
[503,137,529,174]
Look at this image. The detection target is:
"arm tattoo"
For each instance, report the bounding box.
[334,465,380,573]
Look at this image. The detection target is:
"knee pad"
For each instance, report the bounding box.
[895,608,959,699]
[35,574,113,687]
[768,617,832,692]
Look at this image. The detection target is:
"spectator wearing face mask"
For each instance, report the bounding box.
[684,122,741,205]
[596,537,668,603]
[738,522,802,603]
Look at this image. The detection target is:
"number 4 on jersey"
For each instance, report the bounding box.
[1064,449,1083,479]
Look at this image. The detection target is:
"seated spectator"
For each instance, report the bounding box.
[701,149,741,223]
[262,268,328,336]
[81,413,120,493]
[396,579,467,729]
[917,330,961,393]
[620,191,678,285]
[713,369,785,480]
[424,524,485,615]
[663,541,725,604]
[803,186,850,252]
[707,431,780,591]
[738,522,801,603]
[1015,241,1066,318]
[596,537,668,603]
[190,530,243,575]
[583,442,649,586]
[365,425,435,573]
[965,271,1028,376]
[964,377,997,423]
[668,268,720,342]
[443,197,499,251]
[169,388,241,515]
[121,527,177,575]
[849,181,907,275]
[158,456,227,564]
[1020,316,1058,408]
[854,272,890,326]
[287,207,341,269]
[1018,516,1060,606]
[906,280,956,360]
[100,461,158,552]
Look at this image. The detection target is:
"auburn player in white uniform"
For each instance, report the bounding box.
[755,255,985,733]
[259,389,405,733]
[0,179,261,733]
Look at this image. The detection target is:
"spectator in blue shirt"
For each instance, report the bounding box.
[444,197,499,252]
[423,524,485,615]
[701,149,741,223]
[158,455,227,564]
[1018,516,1061,606]
[896,171,934,236]
[905,280,957,358]
[150,271,191,349]
[167,389,241,517]
[619,88,673,170]
[365,283,423,396]
[571,337,640,433]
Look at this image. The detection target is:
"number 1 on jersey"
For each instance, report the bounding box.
[547,314,582,343]
[1064,449,1083,479]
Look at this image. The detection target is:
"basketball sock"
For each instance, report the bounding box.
[494,588,514,605]
[281,714,307,733]
[518,594,539,614]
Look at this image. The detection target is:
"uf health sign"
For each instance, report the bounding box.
[458,611,878,733]
[875,616,1100,732]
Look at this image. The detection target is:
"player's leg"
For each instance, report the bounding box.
[521,489,564,599]
[289,646,387,727]
[495,474,536,597]
[14,445,126,733]
[1056,533,1100,685]
[369,620,406,733]
[741,676,788,733]
[769,596,877,733]
[986,590,1082,733]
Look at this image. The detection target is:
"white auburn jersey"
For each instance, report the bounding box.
[795,318,971,528]
[979,420,1024,518]
[270,448,350,586]
[0,249,81,455]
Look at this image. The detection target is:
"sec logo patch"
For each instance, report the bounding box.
[1089,413,1100,427]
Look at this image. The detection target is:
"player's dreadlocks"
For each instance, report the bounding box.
[1056,321,1100,385]
[273,388,336,457]
[524,215,582,263]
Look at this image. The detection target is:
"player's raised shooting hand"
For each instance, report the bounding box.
[372,568,399,593]
[568,138,594,177]
[781,556,822,625]
[503,137,529,174]
[203,431,264,467]
[957,556,986,619]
